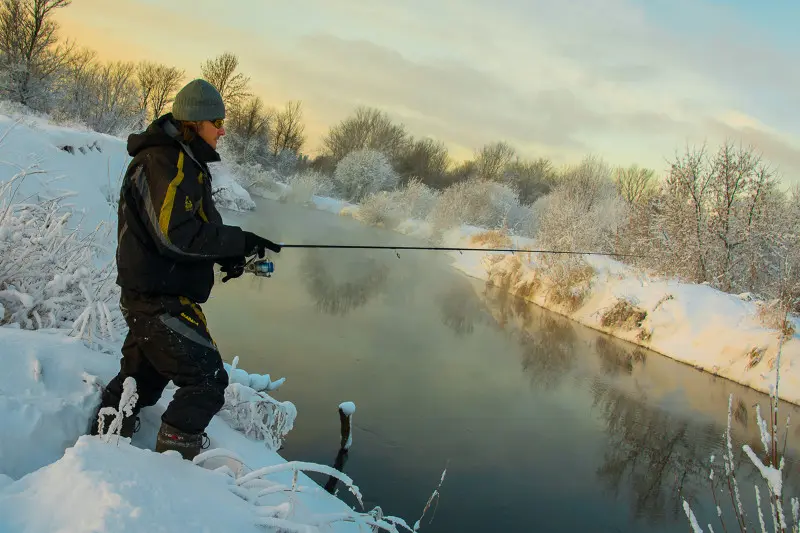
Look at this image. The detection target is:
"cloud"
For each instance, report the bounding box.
[54,0,799,178]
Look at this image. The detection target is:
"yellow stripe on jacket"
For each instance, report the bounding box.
[158,151,186,242]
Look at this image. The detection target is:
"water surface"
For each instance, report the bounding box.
[206,199,800,532]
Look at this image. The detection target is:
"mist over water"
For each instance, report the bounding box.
[206,198,800,532]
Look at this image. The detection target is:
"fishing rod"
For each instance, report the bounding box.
[244,243,648,278]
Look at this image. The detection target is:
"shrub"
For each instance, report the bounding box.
[384,178,440,220]
[281,169,335,205]
[427,178,534,235]
[333,149,399,202]
[354,191,401,228]
[534,156,627,253]
[0,171,123,351]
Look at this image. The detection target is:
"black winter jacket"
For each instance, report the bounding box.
[115,114,246,303]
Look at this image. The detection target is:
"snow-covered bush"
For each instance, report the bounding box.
[354,191,402,228]
[281,169,336,205]
[0,171,123,351]
[385,178,440,221]
[333,149,399,203]
[533,157,627,253]
[427,178,534,236]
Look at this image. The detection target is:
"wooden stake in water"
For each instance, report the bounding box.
[338,401,356,451]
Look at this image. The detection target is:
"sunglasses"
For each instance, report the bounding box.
[209,118,225,129]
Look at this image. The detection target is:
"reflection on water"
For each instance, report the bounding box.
[300,248,390,316]
[209,198,800,532]
[435,276,492,337]
[476,282,800,530]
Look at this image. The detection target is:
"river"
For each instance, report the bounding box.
[206,198,800,533]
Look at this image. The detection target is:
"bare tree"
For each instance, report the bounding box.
[0,0,73,110]
[89,60,142,134]
[395,137,450,187]
[223,95,272,164]
[503,157,556,205]
[56,45,95,117]
[136,60,184,122]
[271,100,305,155]
[614,165,656,206]
[200,52,250,110]
[323,106,409,164]
[474,141,516,182]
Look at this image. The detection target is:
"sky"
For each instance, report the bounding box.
[55,0,800,182]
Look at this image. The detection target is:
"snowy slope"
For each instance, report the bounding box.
[0,103,255,229]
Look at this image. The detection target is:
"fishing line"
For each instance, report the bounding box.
[245,244,649,277]
[276,243,648,259]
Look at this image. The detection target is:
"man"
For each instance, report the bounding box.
[90,79,281,460]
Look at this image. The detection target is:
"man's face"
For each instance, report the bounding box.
[197,119,225,149]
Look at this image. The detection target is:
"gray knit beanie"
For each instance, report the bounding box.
[172,79,225,121]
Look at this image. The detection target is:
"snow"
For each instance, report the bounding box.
[0,436,267,533]
[0,108,409,532]
[0,328,117,480]
[338,402,356,417]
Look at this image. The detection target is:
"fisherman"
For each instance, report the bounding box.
[90,79,281,460]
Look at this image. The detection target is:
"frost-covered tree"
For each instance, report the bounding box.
[0,0,73,111]
[270,100,305,156]
[648,142,780,294]
[333,148,399,202]
[57,58,142,135]
[136,60,184,122]
[200,52,250,110]
[323,106,409,165]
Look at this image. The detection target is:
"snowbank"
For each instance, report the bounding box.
[0,325,405,532]
[444,232,800,405]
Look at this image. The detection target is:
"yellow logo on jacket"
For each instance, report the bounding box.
[180,312,199,326]
[184,197,193,211]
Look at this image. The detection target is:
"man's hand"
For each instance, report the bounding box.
[243,231,281,258]
[220,256,246,282]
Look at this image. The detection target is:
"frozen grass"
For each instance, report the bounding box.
[600,298,648,331]
[0,169,123,351]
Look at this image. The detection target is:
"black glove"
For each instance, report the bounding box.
[219,256,246,282]
[243,231,281,258]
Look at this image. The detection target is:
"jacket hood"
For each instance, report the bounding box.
[126,113,221,164]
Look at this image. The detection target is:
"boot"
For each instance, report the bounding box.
[155,422,209,461]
